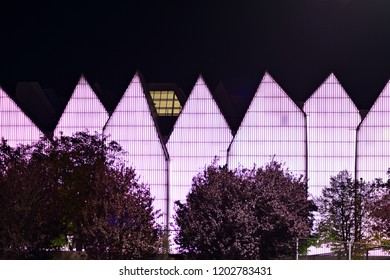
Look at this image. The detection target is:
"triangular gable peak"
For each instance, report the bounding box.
[303,73,361,198]
[166,75,233,229]
[356,80,390,182]
[228,73,306,173]
[103,72,167,162]
[0,87,43,146]
[240,72,303,127]
[169,76,231,136]
[54,75,109,137]
[303,73,360,114]
[360,80,390,127]
[257,72,298,101]
[107,74,151,115]
[103,73,168,226]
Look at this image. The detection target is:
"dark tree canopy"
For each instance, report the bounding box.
[80,165,160,259]
[0,132,161,259]
[174,160,315,259]
[0,140,62,258]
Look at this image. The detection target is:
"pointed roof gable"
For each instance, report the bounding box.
[234,72,304,134]
[168,75,231,138]
[0,86,43,145]
[228,72,306,173]
[106,73,142,114]
[104,73,168,225]
[359,80,390,128]
[253,72,302,109]
[181,76,213,112]
[104,73,167,156]
[105,73,158,126]
[261,71,276,83]
[303,73,359,113]
[54,75,109,136]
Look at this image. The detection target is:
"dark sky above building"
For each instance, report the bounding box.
[1,0,390,110]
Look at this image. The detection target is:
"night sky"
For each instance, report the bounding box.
[1,0,390,111]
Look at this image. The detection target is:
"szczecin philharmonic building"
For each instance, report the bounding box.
[1,72,389,227]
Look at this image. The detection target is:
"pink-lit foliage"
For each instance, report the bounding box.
[175,160,315,259]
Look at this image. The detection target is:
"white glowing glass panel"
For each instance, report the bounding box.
[54,76,109,136]
[228,73,306,177]
[303,74,361,198]
[0,87,43,146]
[357,81,390,182]
[104,74,168,226]
[166,76,233,226]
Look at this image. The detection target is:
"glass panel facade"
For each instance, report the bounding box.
[357,81,390,182]
[303,74,361,198]
[54,76,109,137]
[104,74,168,227]
[4,72,390,250]
[0,87,43,146]
[228,73,306,177]
[166,76,233,227]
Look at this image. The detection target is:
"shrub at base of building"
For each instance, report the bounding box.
[174,160,315,259]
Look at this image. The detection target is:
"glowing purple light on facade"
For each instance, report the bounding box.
[0,86,43,146]
[228,73,306,177]
[166,76,233,226]
[4,71,390,244]
[357,80,390,182]
[103,74,169,227]
[54,75,109,137]
[303,74,361,198]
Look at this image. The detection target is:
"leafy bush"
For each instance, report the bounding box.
[175,161,315,259]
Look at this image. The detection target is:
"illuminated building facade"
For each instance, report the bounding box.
[0,86,43,146]
[54,75,109,137]
[2,72,390,233]
[228,73,306,177]
[166,76,233,226]
[303,74,361,198]
[103,74,169,226]
[357,81,390,183]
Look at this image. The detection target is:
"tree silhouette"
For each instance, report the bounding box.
[0,132,161,259]
[316,171,377,259]
[175,160,315,259]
